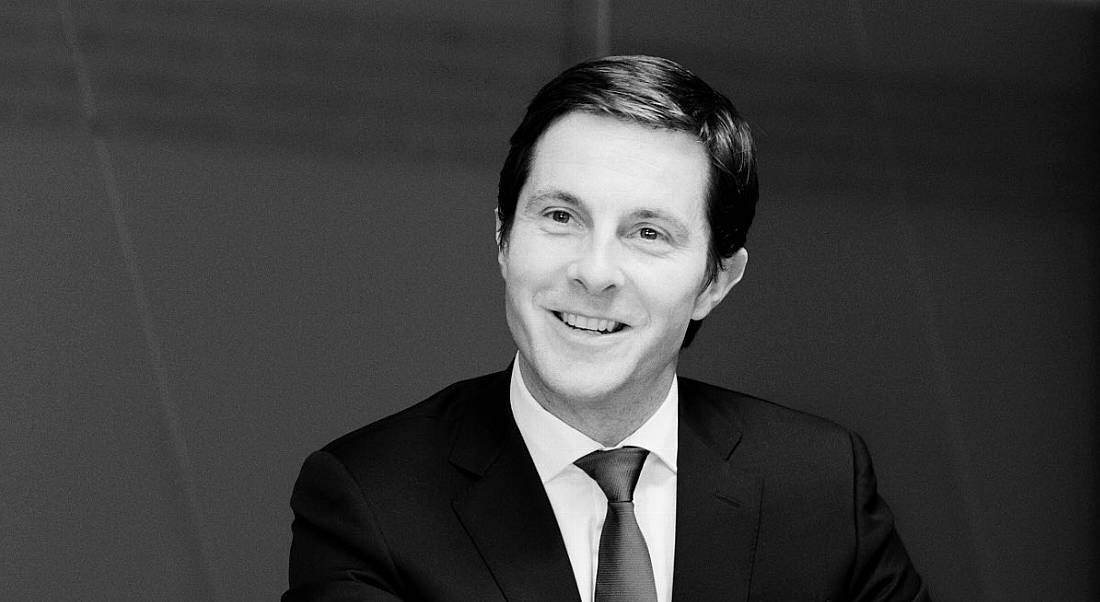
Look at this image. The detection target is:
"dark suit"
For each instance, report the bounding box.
[284,368,929,601]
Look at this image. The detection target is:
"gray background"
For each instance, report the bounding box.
[1,0,1096,600]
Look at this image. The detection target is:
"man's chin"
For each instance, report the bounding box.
[526,358,638,404]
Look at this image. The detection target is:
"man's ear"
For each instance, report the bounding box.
[691,247,748,320]
[495,211,507,278]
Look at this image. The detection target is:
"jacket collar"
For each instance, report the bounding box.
[449,367,582,602]
[447,368,761,602]
[672,377,762,601]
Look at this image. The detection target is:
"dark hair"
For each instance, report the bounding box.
[497,55,758,346]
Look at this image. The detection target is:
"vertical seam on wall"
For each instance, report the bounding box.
[595,0,612,57]
[844,1,1000,599]
[563,0,613,66]
[56,2,220,600]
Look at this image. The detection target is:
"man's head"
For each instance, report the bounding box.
[497,55,758,347]
[496,55,756,418]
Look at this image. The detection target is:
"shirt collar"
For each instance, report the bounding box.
[509,355,679,484]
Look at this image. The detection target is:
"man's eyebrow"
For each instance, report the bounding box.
[523,189,582,212]
[631,208,692,239]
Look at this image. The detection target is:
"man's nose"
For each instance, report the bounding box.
[565,235,625,293]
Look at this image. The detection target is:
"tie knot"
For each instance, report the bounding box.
[574,446,650,503]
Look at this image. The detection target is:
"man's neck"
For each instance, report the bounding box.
[517,359,674,447]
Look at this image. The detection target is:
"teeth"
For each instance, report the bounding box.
[561,312,621,333]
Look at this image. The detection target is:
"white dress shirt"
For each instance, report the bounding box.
[509,359,678,602]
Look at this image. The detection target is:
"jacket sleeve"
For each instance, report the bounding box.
[283,450,405,602]
[847,432,932,601]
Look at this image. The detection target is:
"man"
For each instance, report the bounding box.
[284,55,929,601]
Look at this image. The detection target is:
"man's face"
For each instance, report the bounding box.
[498,112,742,408]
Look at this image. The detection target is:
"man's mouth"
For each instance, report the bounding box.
[553,311,627,334]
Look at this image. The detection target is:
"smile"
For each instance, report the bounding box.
[552,311,627,334]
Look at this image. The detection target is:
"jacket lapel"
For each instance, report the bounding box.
[672,380,762,602]
[449,369,581,602]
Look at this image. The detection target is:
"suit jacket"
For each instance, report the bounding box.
[284,368,929,601]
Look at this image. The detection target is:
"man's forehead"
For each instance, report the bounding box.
[522,113,711,224]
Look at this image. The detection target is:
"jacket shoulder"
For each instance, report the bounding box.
[320,369,509,471]
[680,377,850,435]
[679,376,856,466]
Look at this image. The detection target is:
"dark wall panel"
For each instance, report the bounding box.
[1,128,212,598]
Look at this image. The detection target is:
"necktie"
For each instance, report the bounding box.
[574,446,659,602]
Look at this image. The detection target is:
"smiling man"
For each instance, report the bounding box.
[500,110,741,448]
[285,56,929,601]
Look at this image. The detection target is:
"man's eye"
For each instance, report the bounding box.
[548,210,571,223]
[638,227,664,241]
